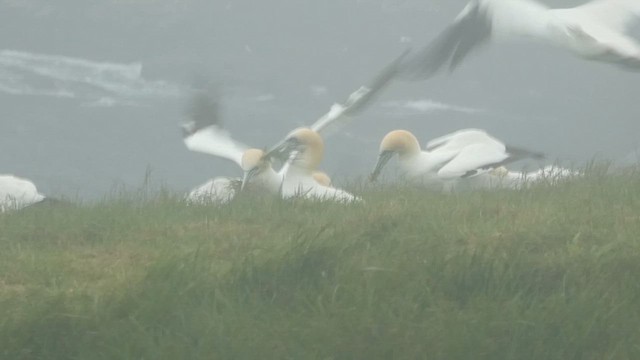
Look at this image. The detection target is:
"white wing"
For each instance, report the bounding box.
[436,142,509,179]
[425,128,544,178]
[273,51,410,179]
[425,128,502,152]
[567,0,640,32]
[183,124,248,167]
[396,0,551,79]
[182,85,248,167]
[308,50,410,135]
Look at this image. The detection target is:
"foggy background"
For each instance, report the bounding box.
[1,0,639,199]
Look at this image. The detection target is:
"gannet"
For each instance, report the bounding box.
[180,74,361,204]
[516,165,581,184]
[185,176,239,205]
[0,174,46,212]
[182,88,283,204]
[463,164,579,189]
[185,170,333,205]
[241,50,410,201]
[398,0,640,79]
[369,128,544,189]
[269,128,360,202]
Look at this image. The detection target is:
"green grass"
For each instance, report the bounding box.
[2,165,640,359]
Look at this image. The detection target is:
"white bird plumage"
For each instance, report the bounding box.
[275,128,360,203]
[185,176,239,205]
[181,87,282,204]
[242,50,410,202]
[0,174,46,212]
[182,51,408,203]
[397,0,640,79]
[477,165,581,189]
[370,128,545,190]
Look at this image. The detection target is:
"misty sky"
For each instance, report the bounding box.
[1,0,639,199]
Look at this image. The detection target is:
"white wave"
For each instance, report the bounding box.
[382,99,483,115]
[0,82,75,98]
[82,97,139,108]
[0,49,183,101]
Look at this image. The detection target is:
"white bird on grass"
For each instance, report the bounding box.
[467,165,581,189]
[0,174,46,212]
[240,50,410,202]
[185,170,334,205]
[182,50,408,203]
[398,0,640,79]
[182,89,283,204]
[268,128,360,202]
[369,128,545,190]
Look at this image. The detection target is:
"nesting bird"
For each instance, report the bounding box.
[265,128,359,202]
[182,88,283,204]
[369,128,545,190]
[398,0,640,79]
[183,50,409,203]
[0,174,46,212]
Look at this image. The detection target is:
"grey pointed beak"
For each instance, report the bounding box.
[369,150,395,182]
[241,167,259,191]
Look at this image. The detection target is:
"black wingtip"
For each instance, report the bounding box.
[184,77,223,133]
[505,145,546,162]
[396,0,491,79]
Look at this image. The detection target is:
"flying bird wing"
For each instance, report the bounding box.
[569,0,640,32]
[308,49,411,135]
[396,0,551,80]
[396,0,493,79]
[182,87,248,167]
[269,50,410,171]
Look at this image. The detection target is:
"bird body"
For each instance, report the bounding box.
[186,176,239,205]
[277,128,360,203]
[183,51,409,203]
[0,175,45,212]
[474,165,581,189]
[370,129,544,188]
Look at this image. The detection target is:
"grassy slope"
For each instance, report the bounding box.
[2,167,640,359]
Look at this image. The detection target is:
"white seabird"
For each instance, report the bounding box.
[185,170,334,205]
[269,128,360,202]
[369,128,545,190]
[182,50,405,204]
[0,174,46,212]
[185,176,239,205]
[182,88,283,204]
[398,0,640,78]
[242,50,411,202]
[467,164,581,189]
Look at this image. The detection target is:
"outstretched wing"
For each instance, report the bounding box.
[308,49,411,135]
[396,0,493,80]
[568,0,640,32]
[182,87,248,167]
[270,50,410,175]
[396,0,556,80]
